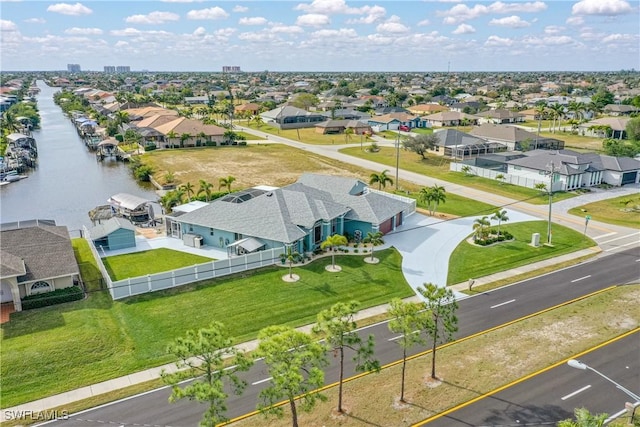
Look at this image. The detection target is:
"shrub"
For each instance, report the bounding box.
[354,249,359,253]
[145,143,157,151]
[22,286,84,310]
[238,141,247,146]
[205,140,216,147]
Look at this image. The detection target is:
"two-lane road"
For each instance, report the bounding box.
[46,247,639,426]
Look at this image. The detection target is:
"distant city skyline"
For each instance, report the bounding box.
[1,0,638,72]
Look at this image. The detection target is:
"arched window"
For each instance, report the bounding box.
[31,281,51,294]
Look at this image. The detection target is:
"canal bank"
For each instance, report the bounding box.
[0,81,158,232]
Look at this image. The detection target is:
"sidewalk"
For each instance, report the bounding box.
[1,247,601,419]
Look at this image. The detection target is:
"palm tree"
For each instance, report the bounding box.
[461,165,472,176]
[287,248,300,279]
[491,209,509,237]
[180,182,195,202]
[549,104,564,133]
[165,130,178,148]
[344,127,355,143]
[419,185,447,216]
[369,169,393,190]
[362,231,384,262]
[197,179,214,201]
[534,103,546,136]
[473,216,491,240]
[218,175,236,193]
[495,173,506,185]
[180,132,192,148]
[535,182,548,193]
[252,114,264,128]
[320,234,348,270]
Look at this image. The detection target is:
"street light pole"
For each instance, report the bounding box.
[567,359,640,402]
[545,161,558,245]
[395,129,400,191]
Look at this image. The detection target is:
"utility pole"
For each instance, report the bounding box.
[395,129,401,191]
[546,161,559,244]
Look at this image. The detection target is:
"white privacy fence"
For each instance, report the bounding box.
[449,163,551,191]
[368,188,417,217]
[83,226,281,300]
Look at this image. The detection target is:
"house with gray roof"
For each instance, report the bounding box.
[0,222,80,312]
[260,105,327,130]
[89,217,137,251]
[166,174,415,256]
[470,124,565,151]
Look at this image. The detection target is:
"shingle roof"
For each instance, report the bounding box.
[0,225,79,283]
[0,250,26,278]
[89,217,137,240]
[470,124,539,142]
[297,173,367,195]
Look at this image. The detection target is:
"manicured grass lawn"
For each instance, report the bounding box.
[0,242,412,407]
[568,193,640,229]
[447,221,597,285]
[241,121,373,146]
[235,131,265,140]
[392,190,497,218]
[102,248,214,280]
[340,146,576,205]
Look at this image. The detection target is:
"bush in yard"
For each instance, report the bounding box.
[21,286,84,310]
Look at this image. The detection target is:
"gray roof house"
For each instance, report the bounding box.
[89,217,137,251]
[167,174,415,256]
[260,105,327,130]
[432,129,507,159]
[470,124,565,151]
[0,222,80,312]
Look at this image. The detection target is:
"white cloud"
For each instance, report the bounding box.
[523,35,573,46]
[484,35,513,46]
[295,0,351,14]
[125,11,179,25]
[417,19,431,26]
[452,23,475,34]
[310,28,358,38]
[64,27,103,35]
[239,17,267,26]
[602,33,636,43]
[572,0,633,16]
[544,25,565,34]
[238,31,276,42]
[114,40,129,48]
[160,0,204,2]
[110,28,172,37]
[566,16,585,26]
[193,26,206,37]
[346,5,386,24]
[1,19,18,31]
[46,2,92,16]
[233,5,248,13]
[296,14,330,27]
[489,16,530,28]
[24,18,46,24]
[438,1,546,24]
[376,16,409,33]
[186,7,229,20]
[269,24,304,34]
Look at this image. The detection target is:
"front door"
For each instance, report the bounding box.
[1,281,13,303]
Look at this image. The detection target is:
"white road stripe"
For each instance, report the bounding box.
[389,335,403,341]
[593,232,617,240]
[561,384,591,400]
[604,240,640,252]
[490,299,516,309]
[252,377,272,386]
[600,231,640,245]
[571,275,591,283]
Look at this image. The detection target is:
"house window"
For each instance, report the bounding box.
[31,281,51,294]
[314,224,322,243]
[210,228,214,236]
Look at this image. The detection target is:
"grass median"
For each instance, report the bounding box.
[568,193,640,229]
[0,242,413,408]
[232,285,640,427]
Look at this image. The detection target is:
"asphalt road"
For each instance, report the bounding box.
[423,330,640,426]
[46,246,639,427]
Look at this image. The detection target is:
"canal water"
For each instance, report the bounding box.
[0,81,158,232]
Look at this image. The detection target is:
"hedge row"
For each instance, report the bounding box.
[474,231,514,246]
[21,286,84,310]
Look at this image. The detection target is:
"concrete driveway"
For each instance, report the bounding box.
[381,209,538,298]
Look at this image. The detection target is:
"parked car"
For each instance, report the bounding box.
[398,125,410,131]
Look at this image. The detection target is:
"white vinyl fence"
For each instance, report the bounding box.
[83,226,281,300]
[450,163,551,191]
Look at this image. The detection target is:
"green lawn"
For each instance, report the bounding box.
[241,121,374,146]
[0,242,412,407]
[393,190,497,218]
[568,193,640,229]
[102,248,214,280]
[341,146,576,205]
[447,221,597,285]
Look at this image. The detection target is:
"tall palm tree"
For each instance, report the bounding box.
[419,185,447,216]
[180,132,192,148]
[491,209,509,237]
[180,182,195,202]
[320,234,348,270]
[197,179,214,201]
[252,114,264,128]
[218,175,236,193]
[549,104,564,133]
[534,103,546,136]
[362,231,384,262]
[369,169,393,190]
[344,127,355,143]
[165,130,178,148]
[473,216,491,240]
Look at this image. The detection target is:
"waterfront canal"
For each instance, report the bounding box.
[0,81,158,232]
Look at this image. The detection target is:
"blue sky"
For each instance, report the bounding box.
[1,0,638,72]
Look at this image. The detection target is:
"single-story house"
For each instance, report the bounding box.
[260,105,328,130]
[165,174,415,256]
[475,109,525,124]
[154,117,226,148]
[235,103,261,116]
[406,104,449,115]
[368,113,420,131]
[0,222,80,312]
[432,129,507,158]
[421,111,478,128]
[314,120,372,135]
[470,124,565,151]
[89,217,137,251]
[506,149,640,191]
[603,104,639,116]
[579,117,630,139]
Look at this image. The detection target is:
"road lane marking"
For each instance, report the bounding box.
[490,299,515,309]
[388,330,420,341]
[593,232,617,240]
[600,232,640,245]
[571,275,591,283]
[561,384,591,400]
[252,377,272,386]
[604,240,640,252]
